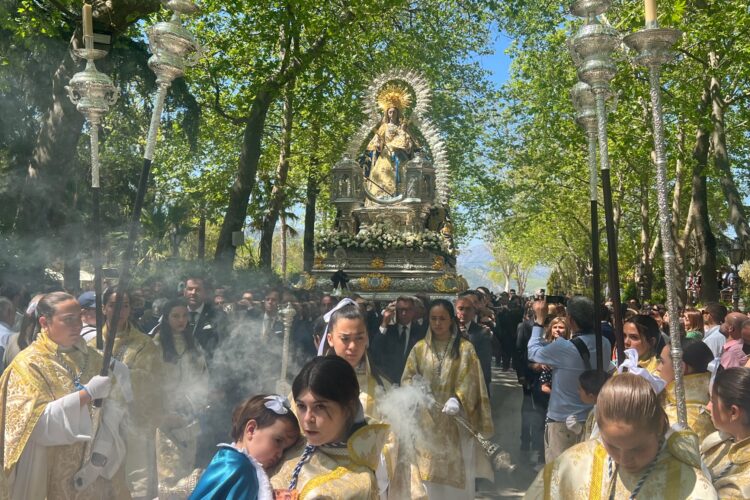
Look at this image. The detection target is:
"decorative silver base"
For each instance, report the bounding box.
[623,28,682,67]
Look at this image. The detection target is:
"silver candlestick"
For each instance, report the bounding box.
[277,302,297,395]
[66,33,119,352]
[570,2,626,364]
[571,81,604,370]
[624,26,687,427]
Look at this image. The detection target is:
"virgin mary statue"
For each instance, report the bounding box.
[365,84,416,201]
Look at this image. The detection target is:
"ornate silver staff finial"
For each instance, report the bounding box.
[624,22,687,427]
[66,35,119,188]
[277,302,297,395]
[143,0,200,160]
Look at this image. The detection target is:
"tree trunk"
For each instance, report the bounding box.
[214,12,352,271]
[709,67,750,246]
[15,42,85,263]
[303,121,321,272]
[692,122,719,303]
[639,169,653,300]
[303,169,319,272]
[214,88,277,269]
[671,123,688,307]
[198,213,206,260]
[260,80,295,270]
[280,213,288,282]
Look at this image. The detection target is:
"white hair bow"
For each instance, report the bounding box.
[317,298,358,356]
[618,348,667,394]
[264,395,290,415]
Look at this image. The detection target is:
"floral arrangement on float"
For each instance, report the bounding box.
[315,223,450,254]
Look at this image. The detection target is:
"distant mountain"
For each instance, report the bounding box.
[456,241,549,294]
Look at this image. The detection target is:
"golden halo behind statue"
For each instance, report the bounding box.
[376,83,412,112]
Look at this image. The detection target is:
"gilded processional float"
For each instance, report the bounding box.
[298,70,468,299]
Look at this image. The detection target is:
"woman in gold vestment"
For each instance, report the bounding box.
[90,287,163,499]
[150,298,209,490]
[401,299,494,500]
[0,292,130,499]
[271,356,390,499]
[526,374,716,499]
[622,315,662,375]
[701,367,750,499]
[658,339,715,441]
[318,299,390,420]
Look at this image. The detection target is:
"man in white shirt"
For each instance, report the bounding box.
[78,291,98,342]
[702,302,728,358]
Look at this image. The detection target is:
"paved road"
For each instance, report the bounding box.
[476,367,539,499]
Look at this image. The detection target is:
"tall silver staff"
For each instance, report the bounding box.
[624,14,687,426]
[101,0,200,389]
[66,3,119,352]
[569,0,626,364]
[276,302,296,395]
[571,80,603,370]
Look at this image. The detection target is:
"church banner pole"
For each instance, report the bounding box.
[98,0,200,398]
[570,1,626,364]
[571,81,603,370]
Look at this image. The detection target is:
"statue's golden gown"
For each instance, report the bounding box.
[400,332,494,490]
[90,324,163,498]
[701,432,750,499]
[366,122,413,200]
[525,431,717,499]
[660,372,715,442]
[152,331,208,489]
[0,330,130,499]
[270,423,390,499]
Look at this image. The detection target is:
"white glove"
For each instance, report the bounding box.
[566,414,582,433]
[442,397,460,416]
[84,375,112,400]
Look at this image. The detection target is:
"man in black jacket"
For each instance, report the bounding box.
[371,296,426,383]
[184,275,227,359]
[456,292,493,394]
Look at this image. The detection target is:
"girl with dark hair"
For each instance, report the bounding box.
[90,286,164,498]
[401,299,493,499]
[701,367,750,498]
[623,314,663,375]
[151,298,210,490]
[270,355,391,498]
[188,394,300,500]
[527,374,717,498]
[658,338,716,441]
[0,292,130,499]
[320,299,390,419]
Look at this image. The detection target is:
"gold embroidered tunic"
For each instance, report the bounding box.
[660,372,715,442]
[701,432,750,499]
[400,332,493,489]
[152,332,209,489]
[525,431,717,499]
[90,323,163,498]
[0,331,130,499]
[270,423,390,499]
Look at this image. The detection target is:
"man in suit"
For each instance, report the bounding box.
[184,275,227,359]
[371,295,426,383]
[456,291,493,394]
